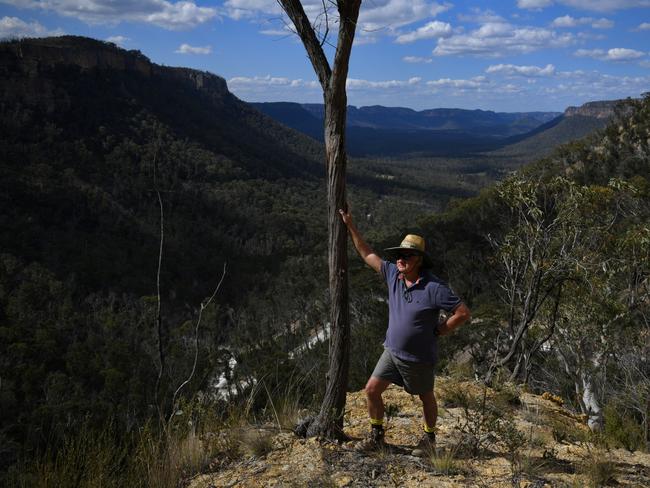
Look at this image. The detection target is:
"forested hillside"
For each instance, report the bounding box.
[489,100,621,162]
[1,35,647,486]
[0,35,478,477]
[422,94,649,435]
[0,36,377,474]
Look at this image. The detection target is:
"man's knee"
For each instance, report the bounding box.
[365,377,389,398]
[418,390,436,405]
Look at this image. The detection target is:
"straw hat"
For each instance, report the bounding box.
[384,234,434,268]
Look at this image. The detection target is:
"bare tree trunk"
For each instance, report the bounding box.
[581,370,603,431]
[279,0,361,440]
[306,89,351,438]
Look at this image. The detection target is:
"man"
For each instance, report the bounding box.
[339,208,471,456]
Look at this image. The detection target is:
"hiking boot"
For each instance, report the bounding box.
[354,427,385,452]
[411,432,436,457]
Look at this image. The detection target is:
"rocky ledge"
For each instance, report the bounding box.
[190,378,650,487]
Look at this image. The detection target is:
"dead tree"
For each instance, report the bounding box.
[277,0,361,439]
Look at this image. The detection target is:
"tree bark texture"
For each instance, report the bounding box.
[278,0,361,439]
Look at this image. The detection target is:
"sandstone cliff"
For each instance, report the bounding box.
[0,36,229,110]
[564,100,623,119]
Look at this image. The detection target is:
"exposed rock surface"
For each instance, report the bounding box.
[190,379,650,487]
[564,100,623,119]
[0,36,229,109]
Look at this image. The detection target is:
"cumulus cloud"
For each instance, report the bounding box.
[0,16,63,38]
[403,55,433,63]
[591,18,615,28]
[575,47,646,61]
[347,77,422,89]
[486,63,556,76]
[106,35,129,45]
[228,75,319,89]
[222,0,282,20]
[175,43,211,54]
[433,22,573,57]
[544,71,650,98]
[358,0,452,32]
[637,22,650,30]
[457,8,506,24]
[426,76,487,89]
[551,15,613,29]
[518,0,650,12]
[516,0,553,8]
[223,0,453,43]
[3,0,217,30]
[395,20,452,44]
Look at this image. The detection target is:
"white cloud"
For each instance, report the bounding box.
[222,0,282,20]
[426,76,487,89]
[518,0,650,12]
[403,55,433,63]
[347,77,422,89]
[486,63,556,76]
[561,0,650,11]
[457,8,506,24]
[0,16,63,38]
[175,43,211,54]
[551,15,578,27]
[259,28,291,37]
[640,60,650,68]
[544,71,650,98]
[575,47,646,61]
[228,75,319,89]
[106,35,129,45]
[591,18,614,28]
[637,22,650,30]
[223,0,453,44]
[516,0,553,8]
[551,15,613,28]
[433,22,573,57]
[3,0,217,30]
[395,20,452,44]
[358,0,452,32]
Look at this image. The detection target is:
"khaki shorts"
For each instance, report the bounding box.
[371,348,435,395]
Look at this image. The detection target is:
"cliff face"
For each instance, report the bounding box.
[0,36,229,110]
[0,36,153,76]
[564,100,622,119]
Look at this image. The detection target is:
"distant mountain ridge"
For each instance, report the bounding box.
[252,101,570,157]
[253,99,626,158]
[297,102,560,133]
[252,101,560,152]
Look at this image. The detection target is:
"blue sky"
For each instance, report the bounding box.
[1,1,649,112]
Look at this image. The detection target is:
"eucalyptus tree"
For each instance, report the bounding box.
[485,176,584,384]
[277,0,362,439]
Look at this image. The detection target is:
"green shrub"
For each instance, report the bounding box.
[578,448,617,487]
[603,404,645,452]
[548,416,587,444]
[430,447,466,476]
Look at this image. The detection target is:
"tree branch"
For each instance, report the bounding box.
[168,262,227,423]
[277,0,332,88]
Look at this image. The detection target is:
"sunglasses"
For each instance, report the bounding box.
[396,252,418,261]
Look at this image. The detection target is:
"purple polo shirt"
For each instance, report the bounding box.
[381,260,462,364]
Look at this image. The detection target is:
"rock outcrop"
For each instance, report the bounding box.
[0,36,230,107]
[193,379,650,487]
[564,100,623,119]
